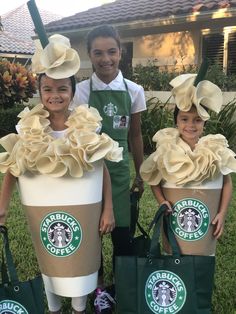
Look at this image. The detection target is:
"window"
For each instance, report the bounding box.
[227,32,236,75]
[120,42,133,78]
[202,30,236,74]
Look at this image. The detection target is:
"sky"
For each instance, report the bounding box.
[0,0,115,16]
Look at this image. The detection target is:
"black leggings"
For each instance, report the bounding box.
[99,226,131,276]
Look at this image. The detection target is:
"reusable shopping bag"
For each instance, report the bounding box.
[115,205,215,314]
[0,226,44,314]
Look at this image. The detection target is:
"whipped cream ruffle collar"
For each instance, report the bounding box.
[0,104,123,177]
[140,128,236,186]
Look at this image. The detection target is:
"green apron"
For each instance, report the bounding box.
[88,79,131,227]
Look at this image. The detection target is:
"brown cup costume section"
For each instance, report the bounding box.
[161,180,222,255]
[140,74,236,257]
[18,172,103,278]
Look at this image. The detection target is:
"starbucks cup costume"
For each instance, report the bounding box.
[0,35,123,298]
[88,79,131,227]
[140,74,236,255]
[0,104,122,297]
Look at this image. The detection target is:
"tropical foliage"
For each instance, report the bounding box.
[0,58,37,109]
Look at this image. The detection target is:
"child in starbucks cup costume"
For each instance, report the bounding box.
[0,34,123,314]
[140,73,236,256]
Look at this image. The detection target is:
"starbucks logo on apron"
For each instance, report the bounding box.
[103,102,118,116]
[171,198,210,241]
[145,270,186,314]
[40,211,82,257]
[0,300,28,314]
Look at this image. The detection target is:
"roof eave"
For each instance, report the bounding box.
[45,8,236,38]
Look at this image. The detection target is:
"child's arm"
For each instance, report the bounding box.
[212,174,232,239]
[0,171,16,225]
[129,112,144,196]
[151,184,172,213]
[99,163,115,235]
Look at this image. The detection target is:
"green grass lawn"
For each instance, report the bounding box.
[0,170,235,314]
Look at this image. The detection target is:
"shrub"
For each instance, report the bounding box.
[0,58,37,109]
[205,99,236,151]
[0,105,25,136]
[141,97,173,153]
[129,61,236,91]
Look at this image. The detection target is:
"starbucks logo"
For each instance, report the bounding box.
[145,270,186,314]
[103,102,118,116]
[40,211,82,257]
[171,198,210,241]
[0,300,28,314]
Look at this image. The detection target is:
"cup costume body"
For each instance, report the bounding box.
[140,74,236,256]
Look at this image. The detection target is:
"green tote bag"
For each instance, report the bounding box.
[115,205,215,314]
[0,226,44,314]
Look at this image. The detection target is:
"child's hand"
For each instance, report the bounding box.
[160,200,173,214]
[99,208,115,235]
[130,175,144,197]
[212,212,226,239]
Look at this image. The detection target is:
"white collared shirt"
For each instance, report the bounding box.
[72,71,146,114]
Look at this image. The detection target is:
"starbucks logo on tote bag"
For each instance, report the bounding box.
[0,300,28,314]
[40,211,82,257]
[171,198,210,241]
[145,270,186,314]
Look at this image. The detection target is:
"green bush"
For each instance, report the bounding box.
[0,105,25,136]
[204,99,236,152]
[129,61,236,91]
[141,97,173,153]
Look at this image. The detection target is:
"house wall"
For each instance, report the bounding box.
[132,30,200,69]
[72,40,93,79]
[73,29,201,80]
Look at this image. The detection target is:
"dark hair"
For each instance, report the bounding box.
[38,73,76,97]
[173,104,208,125]
[87,24,121,53]
[173,106,179,125]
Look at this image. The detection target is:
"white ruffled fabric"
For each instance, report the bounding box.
[170,74,222,121]
[0,104,123,177]
[31,34,80,79]
[140,128,236,186]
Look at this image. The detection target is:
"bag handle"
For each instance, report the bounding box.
[1,249,10,284]
[148,204,166,257]
[0,225,19,284]
[148,206,181,258]
[130,191,140,237]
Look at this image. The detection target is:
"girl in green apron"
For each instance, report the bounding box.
[73,25,146,314]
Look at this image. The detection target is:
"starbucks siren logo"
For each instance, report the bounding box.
[0,300,28,314]
[103,102,118,116]
[145,270,186,314]
[40,211,82,257]
[171,198,210,241]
